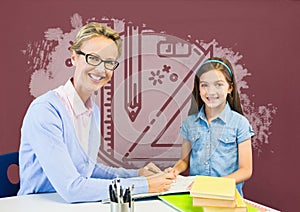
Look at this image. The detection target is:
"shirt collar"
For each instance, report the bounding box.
[64,79,93,116]
[195,102,231,124]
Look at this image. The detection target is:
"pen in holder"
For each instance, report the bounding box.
[110,179,134,212]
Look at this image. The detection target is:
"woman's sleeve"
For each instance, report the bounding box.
[22,102,148,203]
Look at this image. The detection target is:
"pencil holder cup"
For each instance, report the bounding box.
[110,201,134,212]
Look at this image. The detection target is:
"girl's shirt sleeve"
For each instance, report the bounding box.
[179,118,191,141]
[236,116,255,144]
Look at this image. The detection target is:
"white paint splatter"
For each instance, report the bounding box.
[22,14,276,162]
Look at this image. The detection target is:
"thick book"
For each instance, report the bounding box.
[193,193,236,207]
[193,189,243,208]
[200,190,247,212]
[190,176,236,200]
[193,197,235,208]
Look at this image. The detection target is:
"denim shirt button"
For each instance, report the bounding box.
[205,162,209,165]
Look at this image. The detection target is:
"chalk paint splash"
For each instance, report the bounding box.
[22,13,276,164]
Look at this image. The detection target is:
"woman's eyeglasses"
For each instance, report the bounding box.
[76,50,119,71]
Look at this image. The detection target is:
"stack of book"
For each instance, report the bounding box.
[190,176,247,212]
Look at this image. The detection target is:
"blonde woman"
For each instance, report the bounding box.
[18,22,173,203]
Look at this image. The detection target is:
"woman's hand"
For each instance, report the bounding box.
[138,162,162,177]
[164,167,180,178]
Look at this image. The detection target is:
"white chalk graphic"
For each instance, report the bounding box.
[22,13,276,168]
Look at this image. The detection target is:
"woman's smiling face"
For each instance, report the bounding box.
[71,36,119,102]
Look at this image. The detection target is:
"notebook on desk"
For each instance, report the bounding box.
[133,175,195,200]
[101,175,195,204]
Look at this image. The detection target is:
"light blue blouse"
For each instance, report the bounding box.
[180,103,254,196]
[17,90,148,203]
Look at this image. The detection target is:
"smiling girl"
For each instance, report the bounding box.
[168,57,254,196]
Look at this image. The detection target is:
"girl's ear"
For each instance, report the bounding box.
[228,84,233,94]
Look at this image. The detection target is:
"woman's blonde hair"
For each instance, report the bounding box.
[70,22,122,57]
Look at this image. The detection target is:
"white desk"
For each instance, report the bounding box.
[0,193,176,212]
[0,192,281,212]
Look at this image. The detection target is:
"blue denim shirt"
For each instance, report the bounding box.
[180,103,254,196]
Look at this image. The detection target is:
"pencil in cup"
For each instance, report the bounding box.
[110,202,134,212]
[110,181,134,212]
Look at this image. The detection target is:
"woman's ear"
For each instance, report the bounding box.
[70,51,77,66]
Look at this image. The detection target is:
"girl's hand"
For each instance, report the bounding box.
[146,172,175,193]
[164,167,179,179]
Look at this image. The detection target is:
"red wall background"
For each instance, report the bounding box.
[1,0,299,211]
